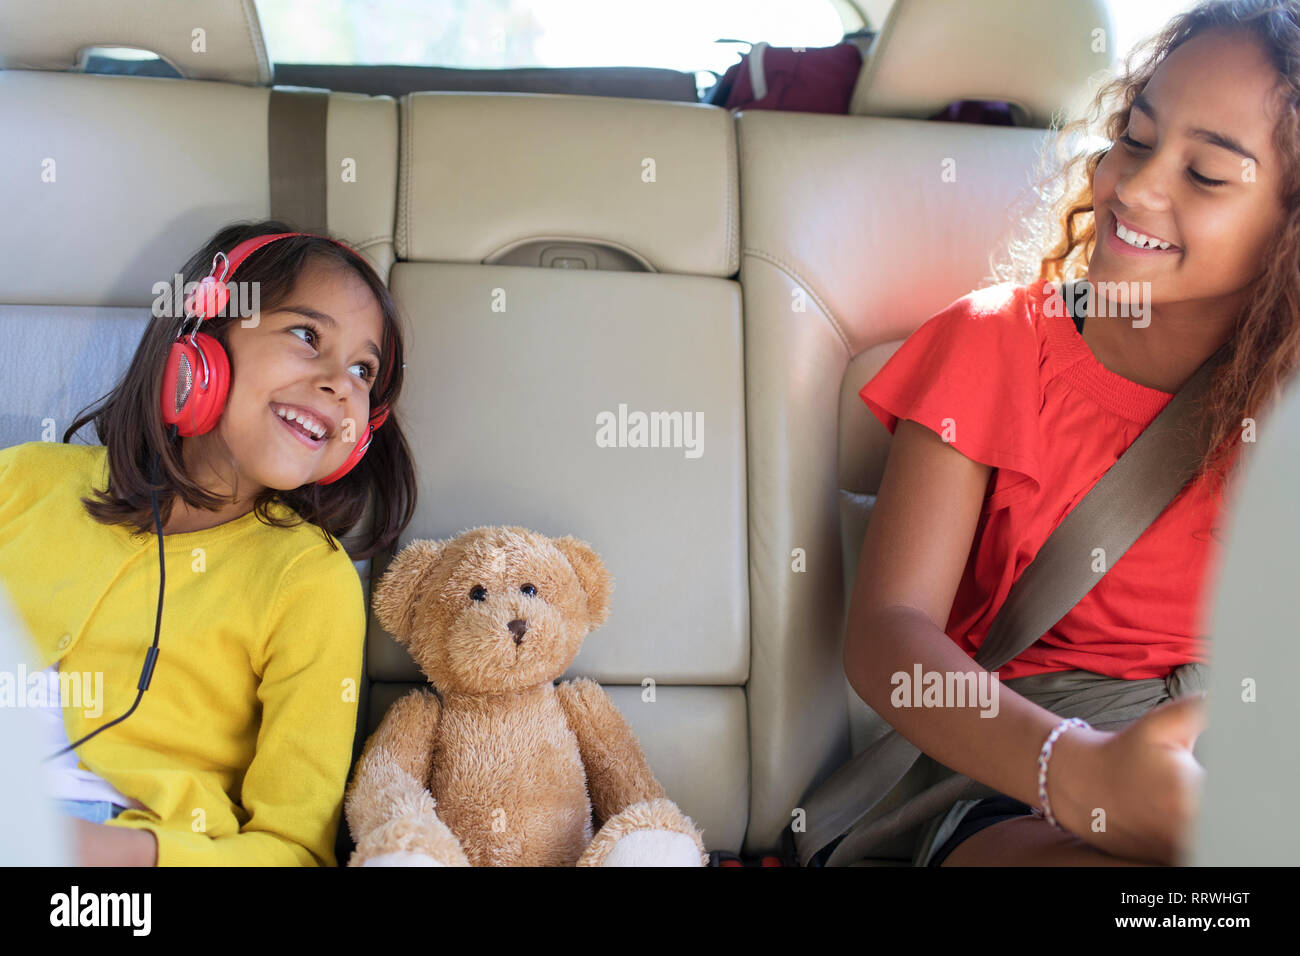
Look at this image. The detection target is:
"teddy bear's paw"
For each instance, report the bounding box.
[348,814,471,867]
[360,851,445,867]
[578,798,707,866]
[598,829,703,867]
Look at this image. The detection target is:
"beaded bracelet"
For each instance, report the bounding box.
[1036,717,1091,830]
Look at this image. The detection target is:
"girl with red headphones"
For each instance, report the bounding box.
[0,221,417,865]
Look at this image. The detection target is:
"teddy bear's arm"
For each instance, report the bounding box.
[555,677,666,823]
[344,688,443,843]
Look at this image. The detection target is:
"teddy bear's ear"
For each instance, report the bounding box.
[552,535,613,630]
[372,539,445,643]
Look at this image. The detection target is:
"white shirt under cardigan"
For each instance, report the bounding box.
[36,663,144,810]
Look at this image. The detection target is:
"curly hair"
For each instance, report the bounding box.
[991,0,1300,502]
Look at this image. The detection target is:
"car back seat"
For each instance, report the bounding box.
[358,89,750,854]
[734,0,1115,856]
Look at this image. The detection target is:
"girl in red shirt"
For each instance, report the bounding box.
[848,1,1300,866]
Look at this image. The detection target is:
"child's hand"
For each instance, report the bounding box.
[1052,694,1207,866]
[71,819,158,867]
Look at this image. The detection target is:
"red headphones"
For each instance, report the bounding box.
[160,232,392,485]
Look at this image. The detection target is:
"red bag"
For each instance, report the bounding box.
[710,42,862,115]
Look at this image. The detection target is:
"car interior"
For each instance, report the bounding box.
[2,0,1295,869]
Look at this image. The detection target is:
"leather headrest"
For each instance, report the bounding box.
[397,92,738,278]
[0,0,271,86]
[850,0,1115,127]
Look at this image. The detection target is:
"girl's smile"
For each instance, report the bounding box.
[270,401,336,447]
[1103,209,1182,258]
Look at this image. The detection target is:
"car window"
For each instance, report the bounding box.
[256,0,852,76]
[1106,0,1198,61]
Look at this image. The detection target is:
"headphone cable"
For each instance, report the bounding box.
[42,426,175,762]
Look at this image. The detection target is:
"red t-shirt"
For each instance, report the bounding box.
[858,280,1235,680]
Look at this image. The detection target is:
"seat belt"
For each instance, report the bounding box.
[794,279,1230,865]
[268,88,330,232]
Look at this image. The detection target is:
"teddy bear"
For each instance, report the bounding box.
[344,525,708,866]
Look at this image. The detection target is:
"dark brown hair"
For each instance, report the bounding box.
[65,219,417,561]
[995,0,1300,502]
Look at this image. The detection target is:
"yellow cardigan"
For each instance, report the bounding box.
[0,441,366,866]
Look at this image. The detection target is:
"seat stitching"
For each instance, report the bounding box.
[400,94,410,256]
[348,235,393,248]
[741,247,852,354]
[397,96,411,259]
[724,114,738,275]
[239,0,272,85]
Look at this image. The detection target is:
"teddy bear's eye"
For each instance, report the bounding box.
[520,583,537,597]
[469,585,487,602]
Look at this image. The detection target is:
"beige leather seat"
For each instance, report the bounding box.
[367,89,750,852]
[735,0,1114,856]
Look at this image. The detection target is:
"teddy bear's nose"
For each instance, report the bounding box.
[508,619,528,644]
